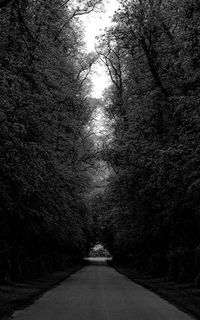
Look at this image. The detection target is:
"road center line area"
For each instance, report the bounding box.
[10,260,195,320]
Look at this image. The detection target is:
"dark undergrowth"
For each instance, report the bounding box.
[111,262,200,320]
[0,258,85,320]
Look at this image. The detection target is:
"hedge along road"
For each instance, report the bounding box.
[10,258,195,320]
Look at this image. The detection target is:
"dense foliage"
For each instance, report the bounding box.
[0,0,100,282]
[1,0,200,285]
[97,0,200,283]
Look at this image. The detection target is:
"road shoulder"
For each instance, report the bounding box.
[111,265,200,320]
[0,264,85,320]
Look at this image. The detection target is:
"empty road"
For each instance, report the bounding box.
[10,259,194,320]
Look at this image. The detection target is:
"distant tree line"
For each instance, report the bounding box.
[0,0,101,282]
[97,0,200,283]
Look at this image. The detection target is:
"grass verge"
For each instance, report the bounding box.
[111,264,200,320]
[0,263,85,320]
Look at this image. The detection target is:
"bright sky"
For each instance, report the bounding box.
[81,0,120,98]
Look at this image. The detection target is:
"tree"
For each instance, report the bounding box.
[0,0,102,281]
[97,0,200,281]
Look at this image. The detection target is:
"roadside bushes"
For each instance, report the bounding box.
[0,251,80,283]
[168,248,195,282]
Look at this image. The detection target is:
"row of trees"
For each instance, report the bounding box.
[97,0,200,283]
[0,0,101,282]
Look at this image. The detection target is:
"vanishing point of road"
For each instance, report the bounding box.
[10,258,195,320]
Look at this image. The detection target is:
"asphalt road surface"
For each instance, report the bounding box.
[10,258,194,320]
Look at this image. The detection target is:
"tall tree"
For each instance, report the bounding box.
[98,0,200,281]
[0,0,101,281]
